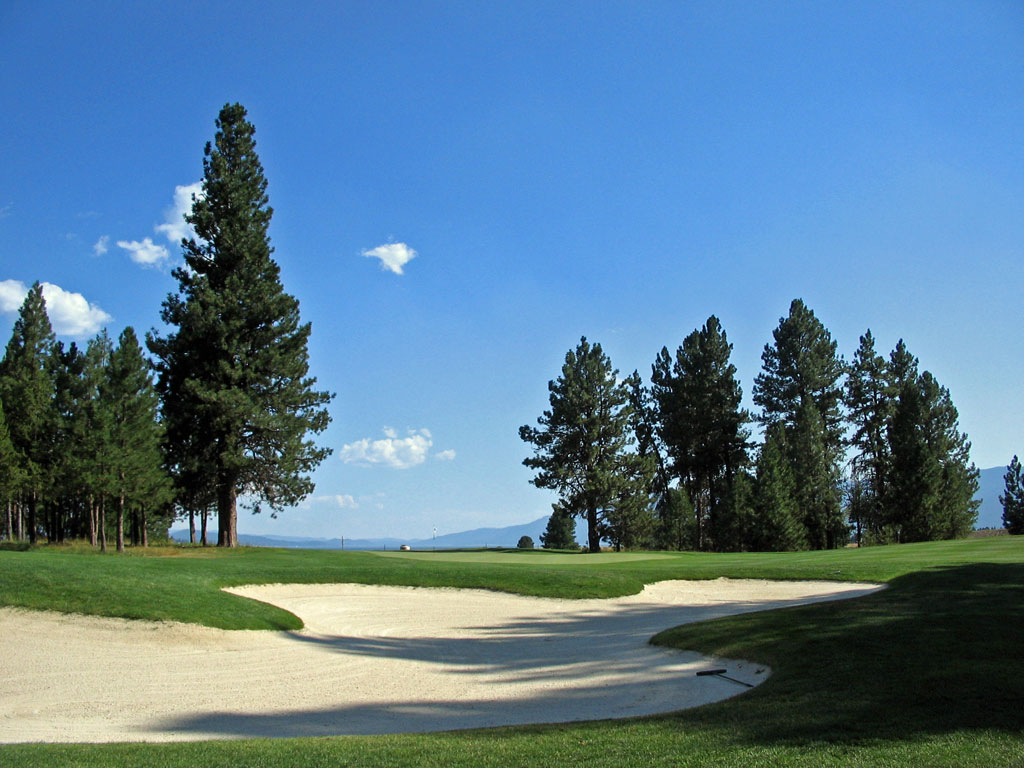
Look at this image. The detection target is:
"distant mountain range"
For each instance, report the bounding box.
[170,466,1012,549]
[975,465,1007,529]
[170,515,570,550]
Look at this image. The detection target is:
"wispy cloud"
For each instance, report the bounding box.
[435,449,456,462]
[117,237,169,267]
[93,235,109,256]
[361,242,417,275]
[303,494,359,509]
[155,182,203,246]
[340,428,439,469]
[0,279,111,336]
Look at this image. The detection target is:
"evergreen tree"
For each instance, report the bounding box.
[0,282,56,543]
[791,397,847,548]
[148,103,333,547]
[886,375,941,541]
[715,469,755,552]
[753,299,846,549]
[520,337,638,552]
[103,328,172,552]
[650,315,750,550]
[844,330,891,541]
[883,349,979,542]
[624,371,671,505]
[654,486,695,551]
[83,331,114,550]
[1001,456,1024,535]
[0,398,22,540]
[752,424,806,551]
[540,501,578,549]
[599,452,656,551]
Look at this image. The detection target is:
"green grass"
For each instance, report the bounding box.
[2,537,1023,766]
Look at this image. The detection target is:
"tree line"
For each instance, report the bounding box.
[1,103,332,549]
[522,300,982,552]
[0,285,171,549]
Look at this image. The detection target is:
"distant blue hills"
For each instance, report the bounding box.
[170,466,1012,549]
[975,465,1008,530]
[169,515,578,551]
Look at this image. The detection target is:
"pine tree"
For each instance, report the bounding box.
[791,397,847,548]
[520,337,638,552]
[752,424,806,551]
[103,328,172,552]
[845,330,891,541]
[650,315,750,550]
[0,282,56,543]
[1001,456,1024,535]
[83,331,114,549]
[149,103,333,546]
[886,375,941,542]
[540,502,578,549]
[883,346,978,542]
[654,486,695,551]
[599,451,656,551]
[753,299,846,549]
[0,398,22,540]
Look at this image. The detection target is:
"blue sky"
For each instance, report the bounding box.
[2,1,1022,540]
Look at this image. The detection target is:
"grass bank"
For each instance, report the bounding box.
[1,537,1022,766]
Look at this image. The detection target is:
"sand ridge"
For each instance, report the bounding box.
[0,578,881,743]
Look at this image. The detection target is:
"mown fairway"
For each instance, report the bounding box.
[1,537,1022,767]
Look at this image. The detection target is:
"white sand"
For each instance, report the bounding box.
[0,578,880,743]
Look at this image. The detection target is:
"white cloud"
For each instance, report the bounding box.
[93,235,109,256]
[361,242,417,275]
[155,182,203,246]
[0,280,26,313]
[117,237,169,267]
[435,449,456,462]
[0,279,111,336]
[340,428,434,469]
[304,494,359,509]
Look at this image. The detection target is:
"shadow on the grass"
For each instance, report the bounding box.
[655,562,1024,746]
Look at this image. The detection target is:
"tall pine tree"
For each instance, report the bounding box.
[753,299,847,549]
[103,328,172,552]
[520,337,640,552]
[0,282,56,543]
[149,103,333,547]
[752,424,805,551]
[844,330,891,542]
[1001,456,1024,535]
[650,315,750,550]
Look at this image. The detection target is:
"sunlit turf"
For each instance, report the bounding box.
[1,536,1022,766]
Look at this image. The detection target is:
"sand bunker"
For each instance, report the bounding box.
[0,578,880,743]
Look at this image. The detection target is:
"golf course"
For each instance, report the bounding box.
[1,536,1022,766]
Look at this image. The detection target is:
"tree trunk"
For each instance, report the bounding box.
[27,492,37,544]
[88,496,97,548]
[4,501,11,541]
[99,498,107,553]
[217,478,238,547]
[15,500,23,540]
[141,507,148,547]
[189,508,196,544]
[587,505,600,553]
[116,489,125,553]
[201,508,208,546]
